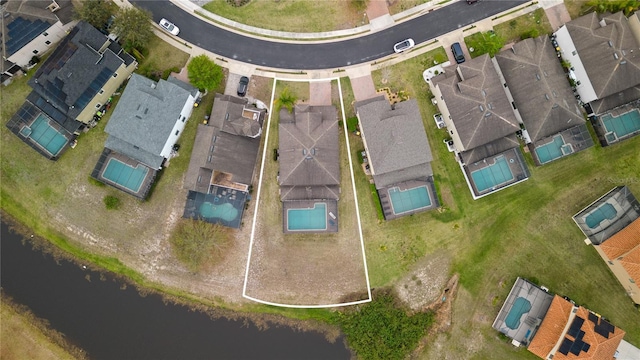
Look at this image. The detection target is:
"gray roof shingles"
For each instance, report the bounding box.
[184,94,265,191]
[567,12,640,101]
[496,36,585,142]
[105,74,193,168]
[432,54,520,150]
[28,22,131,120]
[355,96,433,186]
[279,104,340,201]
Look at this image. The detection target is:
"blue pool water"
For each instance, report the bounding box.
[389,186,431,215]
[287,203,327,231]
[25,114,68,156]
[471,156,515,192]
[505,297,532,330]
[199,202,239,221]
[602,109,640,140]
[535,135,565,164]
[102,158,149,193]
[585,203,617,229]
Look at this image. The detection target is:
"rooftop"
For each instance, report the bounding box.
[355,96,433,188]
[528,296,625,359]
[495,36,585,142]
[565,12,640,101]
[279,104,340,201]
[28,21,136,120]
[431,53,520,150]
[105,74,195,169]
[599,217,640,285]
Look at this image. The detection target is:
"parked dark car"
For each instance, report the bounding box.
[237,76,249,97]
[451,42,466,64]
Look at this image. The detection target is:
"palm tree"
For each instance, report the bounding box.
[276,87,297,113]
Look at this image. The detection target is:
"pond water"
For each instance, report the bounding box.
[0,221,351,359]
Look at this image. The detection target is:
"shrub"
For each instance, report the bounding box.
[169,219,231,272]
[103,195,121,210]
[337,290,434,360]
[370,183,384,220]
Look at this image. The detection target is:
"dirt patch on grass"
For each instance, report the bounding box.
[394,250,451,311]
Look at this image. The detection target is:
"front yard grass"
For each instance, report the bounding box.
[494,8,553,44]
[202,0,367,33]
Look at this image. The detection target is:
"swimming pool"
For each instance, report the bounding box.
[389,186,432,215]
[102,158,149,193]
[471,156,515,193]
[287,203,327,231]
[535,135,572,164]
[199,202,239,221]
[585,202,617,229]
[505,297,532,330]
[22,113,68,156]
[602,109,640,140]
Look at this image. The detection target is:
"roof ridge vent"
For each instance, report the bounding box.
[479,105,485,112]
[608,40,613,47]
[599,19,607,27]
[614,52,619,60]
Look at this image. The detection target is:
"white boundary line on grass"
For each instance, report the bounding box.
[242,76,372,308]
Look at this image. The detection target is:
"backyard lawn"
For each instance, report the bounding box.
[365,50,640,358]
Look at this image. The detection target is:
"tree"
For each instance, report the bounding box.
[112,6,153,51]
[475,31,505,58]
[73,0,116,30]
[169,219,231,272]
[586,0,640,16]
[276,87,297,113]
[187,55,224,91]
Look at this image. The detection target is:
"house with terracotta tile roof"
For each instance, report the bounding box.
[494,278,639,359]
[573,186,640,304]
[528,296,625,359]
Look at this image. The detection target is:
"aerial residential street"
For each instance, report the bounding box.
[131,0,529,69]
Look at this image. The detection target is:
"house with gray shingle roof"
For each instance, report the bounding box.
[90,73,199,198]
[495,36,594,165]
[6,21,137,160]
[355,96,438,219]
[104,74,199,170]
[182,94,265,228]
[430,53,529,199]
[3,0,76,68]
[278,104,340,202]
[555,11,640,115]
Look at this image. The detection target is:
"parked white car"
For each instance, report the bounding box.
[159,18,179,36]
[394,39,415,53]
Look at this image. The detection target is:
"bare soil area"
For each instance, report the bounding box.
[244,81,370,305]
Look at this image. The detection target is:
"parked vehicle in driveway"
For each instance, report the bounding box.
[237,76,249,97]
[451,42,466,64]
[393,39,415,53]
[159,18,179,36]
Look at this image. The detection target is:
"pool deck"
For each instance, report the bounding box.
[5,103,74,160]
[90,148,157,199]
[492,277,554,345]
[592,101,640,146]
[529,123,594,166]
[463,147,530,199]
[183,187,248,228]
[282,200,338,234]
[377,178,439,220]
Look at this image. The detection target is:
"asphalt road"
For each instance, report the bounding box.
[131,0,530,70]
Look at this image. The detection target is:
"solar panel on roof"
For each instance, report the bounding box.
[603,320,615,333]
[570,340,583,355]
[594,325,610,338]
[568,317,584,338]
[588,312,598,324]
[558,338,573,355]
[582,342,590,352]
[576,330,585,341]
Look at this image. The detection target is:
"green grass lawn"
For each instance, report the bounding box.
[365,51,640,358]
[494,8,553,44]
[202,0,366,33]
